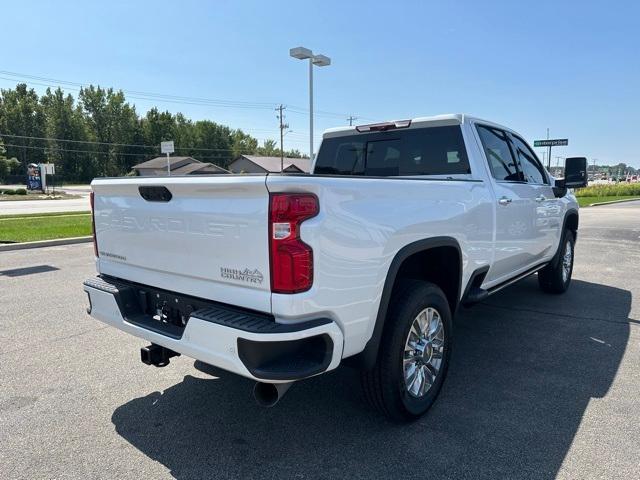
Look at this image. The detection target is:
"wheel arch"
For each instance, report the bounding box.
[565,209,579,237]
[551,209,579,268]
[347,236,462,370]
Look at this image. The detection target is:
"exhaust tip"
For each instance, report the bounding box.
[253,381,293,407]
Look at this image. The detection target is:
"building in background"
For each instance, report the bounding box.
[132,156,229,176]
[228,155,311,174]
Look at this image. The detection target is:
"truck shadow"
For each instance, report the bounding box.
[111,278,632,479]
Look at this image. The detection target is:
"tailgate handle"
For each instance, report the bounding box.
[139,186,172,202]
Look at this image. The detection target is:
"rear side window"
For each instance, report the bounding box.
[314,126,470,176]
[476,126,522,181]
[366,139,401,176]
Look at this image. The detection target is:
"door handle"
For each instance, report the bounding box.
[535,195,546,202]
[498,196,512,206]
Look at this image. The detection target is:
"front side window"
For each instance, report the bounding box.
[314,126,471,176]
[476,126,521,181]
[510,135,548,184]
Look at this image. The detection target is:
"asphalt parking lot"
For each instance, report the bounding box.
[1,202,639,480]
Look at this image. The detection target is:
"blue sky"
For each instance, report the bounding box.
[2,0,639,166]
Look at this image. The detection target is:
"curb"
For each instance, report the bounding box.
[587,198,640,207]
[0,236,92,252]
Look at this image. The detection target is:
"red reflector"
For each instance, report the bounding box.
[269,193,319,293]
[90,191,98,257]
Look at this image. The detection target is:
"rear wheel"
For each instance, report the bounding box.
[361,281,452,422]
[538,229,575,294]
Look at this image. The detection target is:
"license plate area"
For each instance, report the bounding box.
[114,279,215,339]
[87,274,279,340]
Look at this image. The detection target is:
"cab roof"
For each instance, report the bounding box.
[322,114,513,138]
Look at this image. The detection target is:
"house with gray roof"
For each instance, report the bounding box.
[132,156,229,176]
[228,155,311,174]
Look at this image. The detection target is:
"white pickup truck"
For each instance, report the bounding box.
[84,114,588,421]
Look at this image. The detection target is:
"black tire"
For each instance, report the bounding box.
[538,229,575,294]
[361,281,452,422]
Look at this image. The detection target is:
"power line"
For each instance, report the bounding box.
[1,142,150,157]
[0,76,277,111]
[0,70,372,120]
[0,142,256,160]
[287,105,375,121]
[0,132,254,153]
[1,132,154,149]
[0,71,276,109]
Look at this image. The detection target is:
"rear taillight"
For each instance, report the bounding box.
[90,191,98,257]
[269,193,319,293]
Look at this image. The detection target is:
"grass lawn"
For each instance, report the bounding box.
[0,212,92,243]
[577,196,640,207]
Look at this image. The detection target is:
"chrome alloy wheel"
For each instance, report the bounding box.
[403,307,445,398]
[562,240,573,283]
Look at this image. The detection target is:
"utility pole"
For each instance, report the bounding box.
[347,115,358,126]
[546,128,551,169]
[276,104,289,172]
[554,156,562,176]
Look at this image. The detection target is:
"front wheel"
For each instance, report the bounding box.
[361,281,452,422]
[538,230,575,294]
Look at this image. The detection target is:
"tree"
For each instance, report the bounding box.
[0,84,46,169]
[0,82,272,181]
[79,85,140,177]
[283,148,304,159]
[0,140,20,181]
[254,140,306,159]
[192,120,233,167]
[173,113,196,153]
[257,139,278,157]
[141,108,176,146]
[230,129,258,159]
[40,88,90,182]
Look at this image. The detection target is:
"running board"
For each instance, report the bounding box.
[462,262,547,307]
[486,263,547,296]
[461,287,489,307]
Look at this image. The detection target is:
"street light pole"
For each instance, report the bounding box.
[290,47,331,160]
[309,56,314,162]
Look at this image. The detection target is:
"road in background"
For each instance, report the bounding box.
[0,197,90,214]
[1,202,638,479]
[0,185,90,215]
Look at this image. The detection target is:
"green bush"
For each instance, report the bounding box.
[0,188,27,195]
[0,157,20,181]
[575,183,640,197]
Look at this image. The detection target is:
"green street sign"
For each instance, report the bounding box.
[534,139,568,147]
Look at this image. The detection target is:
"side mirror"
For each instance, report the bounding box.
[563,157,588,188]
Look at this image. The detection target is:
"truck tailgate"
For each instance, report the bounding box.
[91,175,271,313]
